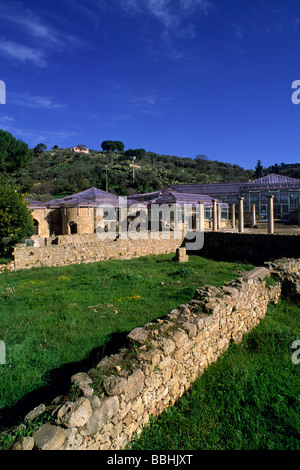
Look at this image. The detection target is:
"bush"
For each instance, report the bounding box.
[0,182,34,255]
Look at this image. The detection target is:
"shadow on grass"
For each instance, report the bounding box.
[0,331,130,431]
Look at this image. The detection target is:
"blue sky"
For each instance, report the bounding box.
[0,0,300,170]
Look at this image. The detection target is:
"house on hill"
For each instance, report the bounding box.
[70,146,89,154]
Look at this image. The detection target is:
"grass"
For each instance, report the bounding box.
[130,298,300,451]
[0,254,254,417]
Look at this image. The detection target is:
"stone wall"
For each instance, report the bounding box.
[191,231,300,264]
[12,230,300,272]
[13,233,184,271]
[10,258,300,451]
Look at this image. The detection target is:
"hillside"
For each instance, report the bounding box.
[9,147,255,201]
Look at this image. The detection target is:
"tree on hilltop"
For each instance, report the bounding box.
[33,143,47,156]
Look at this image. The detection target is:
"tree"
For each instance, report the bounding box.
[255,159,264,178]
[195,154,209,173]
[124,148,146,159]
[33,143,47,156]
[114,141,125,153]
[101,140,116,153]
[0,182,34,255]
[101,140,125,153]
[0,130,33,173]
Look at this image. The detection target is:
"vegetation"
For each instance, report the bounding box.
[0,182,34,256]
[0,130,33,174]
[130,298,300,451]
[7,146,255,201]
[0,254,254,421]
[1,129,300,201]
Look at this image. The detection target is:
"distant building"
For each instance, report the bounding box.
[70,146,89,154]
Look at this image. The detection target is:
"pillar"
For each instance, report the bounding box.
[267,196,274,234]
[212,199,218,232]
[231,204,236,229]
[238,197,244,233]
[217,204,221,231]
[198,202,205,232]
[252,204,256,227]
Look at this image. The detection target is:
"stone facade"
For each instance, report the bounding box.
[9,258,300,451]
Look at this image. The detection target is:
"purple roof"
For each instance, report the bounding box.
[129,189,227,207]
[27,188,138,209]
[25,198,47,209]
[168,174,300,197]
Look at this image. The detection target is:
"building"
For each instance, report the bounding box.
[168,174,300,224]
[70,146,89,154]
[27,186,230,240]
[129,187,230,229]
[26,188,128,238]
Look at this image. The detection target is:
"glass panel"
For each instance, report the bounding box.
[205,208,212,220]
[280,191,289,203]
[221,209,228,220]
[290,192,299,210]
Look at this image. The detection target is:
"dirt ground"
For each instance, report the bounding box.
[219,223,300,235]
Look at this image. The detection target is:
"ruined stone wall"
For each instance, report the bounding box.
[193,231,300,264]
[12,230,300,272]
[13,233,184,271]
[11,258,300,451]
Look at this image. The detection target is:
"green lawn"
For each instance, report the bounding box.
[130,299,300,451]
[0,254,254,417]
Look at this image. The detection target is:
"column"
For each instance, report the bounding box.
[267,196,274,234]
[252,204,256,227]
[198,202,205,232]
[238,197,244,233]
[217,204,221,231]
[212,199,218,232]
[231,204,236,229]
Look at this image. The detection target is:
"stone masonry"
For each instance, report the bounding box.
[9,257,300,451]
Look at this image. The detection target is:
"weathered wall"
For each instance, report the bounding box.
[191,231,300,264]
[13,233,184,270]
[10,258,300,451]
[12,230,300,271]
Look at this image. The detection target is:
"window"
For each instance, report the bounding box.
[33,219,39,236]
[290,192,299,210]
[221,208,229,220]
[205,207,212,220]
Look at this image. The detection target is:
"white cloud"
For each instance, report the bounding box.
[0,39,46,67]
[120,0,213,30]
[0,2,83,49]
[0,1,85,68]
[11,92,68,110]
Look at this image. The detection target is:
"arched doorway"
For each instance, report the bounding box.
[69,221,78,234]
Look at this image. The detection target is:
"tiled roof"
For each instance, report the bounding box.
[28,188,134,209]
[25,198,47,208]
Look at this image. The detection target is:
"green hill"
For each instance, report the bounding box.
[8,147,255,201]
